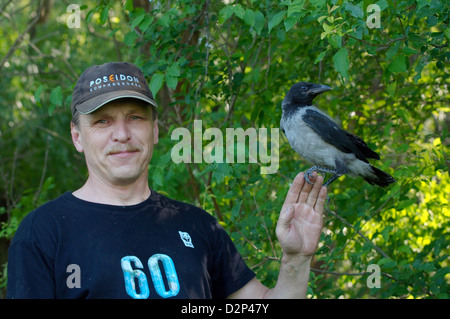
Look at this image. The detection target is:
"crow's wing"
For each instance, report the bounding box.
[302,109,368,163]
[344,131,380,160]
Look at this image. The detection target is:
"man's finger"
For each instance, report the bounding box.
[314,186,328,213]
[298,172,319,204]
[306,175,324,207]
[281,172,306,212]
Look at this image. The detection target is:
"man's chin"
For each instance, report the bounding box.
[108,169,145,185]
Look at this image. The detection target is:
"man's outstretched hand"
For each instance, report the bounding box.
[228,171,328,299]
[276,172,327,258]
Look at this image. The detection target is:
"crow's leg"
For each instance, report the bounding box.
[305,166,338,185]
[321,160,348,187]
[323,174,341,187]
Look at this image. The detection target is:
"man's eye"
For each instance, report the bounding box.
[95,119,108,124]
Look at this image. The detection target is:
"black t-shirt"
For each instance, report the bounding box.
[6,190,255,299]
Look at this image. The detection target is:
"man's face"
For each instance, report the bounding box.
[71,99,158,187]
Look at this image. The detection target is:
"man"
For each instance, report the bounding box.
[7,62,327,299]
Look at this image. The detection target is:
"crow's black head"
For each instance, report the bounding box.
[282,82,332,107]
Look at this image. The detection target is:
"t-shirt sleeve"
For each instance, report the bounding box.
[6,212,56,299]
[209,220,255,299]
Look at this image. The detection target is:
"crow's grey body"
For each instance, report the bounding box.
[281,105,370,178]
[280,82,395,187]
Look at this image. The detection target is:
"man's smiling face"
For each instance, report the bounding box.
[71,98,159,187]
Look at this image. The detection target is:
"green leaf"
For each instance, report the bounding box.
[49,86,63,107]
[284,13,300,31]
[329,34,342,48]
[124,31,138,46]
[444,27,450,41]
[152,168,164,187]
[253,10,265,35]
[398,245,413,254]
[149,73,164,98]
[376,0,389,11]
[402,46,418,55]
[381,225,394,241]
[344,2,364,19]
[387,81,397,97]
[34,85,44,107]
[157,12,171,28]
[100,5,110,25]
[288,0,306,16]
[322,22,333,33]
[317,15,328,23]
[414,58,426,82]
[131,14,146,29]
[218,6,233,24]
[124,0,133,12]
[167,63,180,77]
[314,51,326,64]
[268,11,286,33]
[378,257,397,269]
[212,163,232,183]
[231,200,242,218]
[243,9,255,26]
[231,4,245,20]
[333,48,349,79]
[388,55,407,73]
[139,15,154,33]
[166,75,178,90]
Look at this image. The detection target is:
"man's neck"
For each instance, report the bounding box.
[72,175,151,206]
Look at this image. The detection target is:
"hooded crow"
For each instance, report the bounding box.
[280,82,396,188]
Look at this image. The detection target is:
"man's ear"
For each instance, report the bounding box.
[153,119,159,144]
[70,122,84,153]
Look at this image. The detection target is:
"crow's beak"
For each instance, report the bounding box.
[310,84,332,95]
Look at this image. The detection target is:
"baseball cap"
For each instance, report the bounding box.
[71,62,158,115]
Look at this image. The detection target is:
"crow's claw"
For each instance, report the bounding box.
[305,166,342,188]
[304,166,318,184]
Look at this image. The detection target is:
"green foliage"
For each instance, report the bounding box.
[0,0,448,298]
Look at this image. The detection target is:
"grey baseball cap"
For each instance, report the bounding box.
[71,62,157,115]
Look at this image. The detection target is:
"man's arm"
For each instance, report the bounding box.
[228,172,327,299]
[7,239,56,298]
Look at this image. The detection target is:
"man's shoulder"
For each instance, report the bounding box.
[152,190,216,222]
[31,192,74,219]
[11,192,72,243]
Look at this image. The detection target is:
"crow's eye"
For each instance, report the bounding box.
[301,85,307,91]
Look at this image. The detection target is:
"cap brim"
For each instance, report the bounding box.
[75,90,158,114]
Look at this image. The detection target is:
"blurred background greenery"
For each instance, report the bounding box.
[0,0,448,298]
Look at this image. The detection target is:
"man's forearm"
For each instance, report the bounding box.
[264,254,312,299]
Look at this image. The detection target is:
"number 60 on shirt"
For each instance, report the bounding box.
[121,254,180,299]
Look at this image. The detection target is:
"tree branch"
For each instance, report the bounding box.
[345,33,407,49]
[326,208,392,260]
[0,0,43,73]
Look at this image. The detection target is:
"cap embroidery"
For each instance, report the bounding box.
[89,74,142,92]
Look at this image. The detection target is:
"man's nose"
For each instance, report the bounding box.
[112,119,131,142]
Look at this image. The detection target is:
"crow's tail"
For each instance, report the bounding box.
[364,165,396,187]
